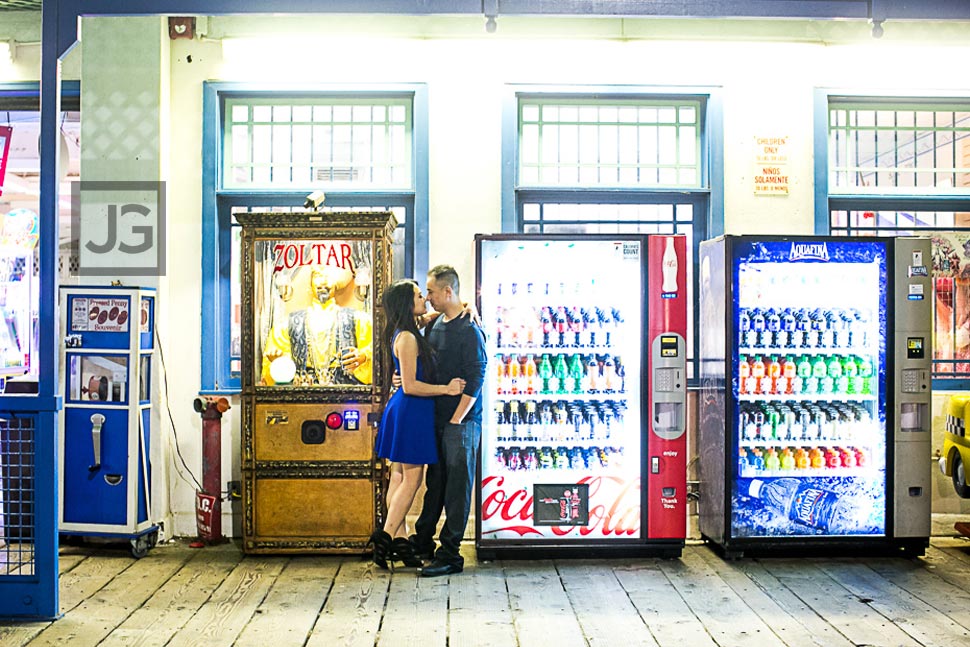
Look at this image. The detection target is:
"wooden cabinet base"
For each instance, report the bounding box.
[242,472,383,554]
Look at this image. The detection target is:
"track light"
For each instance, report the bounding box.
[484,15,497,34]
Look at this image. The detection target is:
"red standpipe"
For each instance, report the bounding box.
[198,397,230,543]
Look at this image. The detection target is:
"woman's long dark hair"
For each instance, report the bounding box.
[381,279,436,400]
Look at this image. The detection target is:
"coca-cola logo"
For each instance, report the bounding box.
[481,475,641,537]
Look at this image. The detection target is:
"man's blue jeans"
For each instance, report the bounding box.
[414,421,481,566]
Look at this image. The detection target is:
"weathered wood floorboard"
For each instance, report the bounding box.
[2,538,970,647]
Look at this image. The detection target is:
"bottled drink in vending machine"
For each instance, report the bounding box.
[739,355,750,394]
[524,400,538,440]
[508,354,521,394]
[794,309,811,348]
[538,354,553,394]
[540,306,554,348]
[523,354,538,395]
[751,355,767,395]
[496,401,510,440]
[767,355,782,394]
[739,309,752,347]
[495,306,505,347]
[553,354,568,394]
[581,308,596,347]
[568,354,585,394]
[603,355,618,393]
[584,355,599,393]
[766,309,781,347]
[781,355,796,395]
[508,401,521,440]
[569,307,584,347]
[809,309,825,348]
[555,306,568,347]
[596,307,612,348]
[858,355,874,394]
[496,355,507,394]
[780,308,796,348]
[750,308,766,347]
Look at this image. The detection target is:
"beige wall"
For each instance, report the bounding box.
[8,12,970,536]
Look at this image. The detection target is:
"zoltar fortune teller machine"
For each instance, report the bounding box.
[236,211,396,553]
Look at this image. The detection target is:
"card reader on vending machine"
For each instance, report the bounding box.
[652,334,686,441]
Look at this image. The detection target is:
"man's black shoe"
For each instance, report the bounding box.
[420,560,463,578]
[408,535,435,561]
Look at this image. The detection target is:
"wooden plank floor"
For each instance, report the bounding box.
[2,537,970,646]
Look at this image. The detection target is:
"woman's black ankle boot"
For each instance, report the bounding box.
[368,530,392,569]
[391,537,423,567]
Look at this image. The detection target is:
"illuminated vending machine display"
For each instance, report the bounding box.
[475,234,687,558]
[698,236,931,558]
[235,212,396,554]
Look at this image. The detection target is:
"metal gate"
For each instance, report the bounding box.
[0,410,58,618]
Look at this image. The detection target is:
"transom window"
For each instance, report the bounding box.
[224,98,412,189]
[829,104,970,193]
[519,99,702,188]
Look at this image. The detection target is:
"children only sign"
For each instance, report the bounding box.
[754,135,789,195]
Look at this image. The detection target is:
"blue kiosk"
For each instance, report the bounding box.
[58,286,158,557]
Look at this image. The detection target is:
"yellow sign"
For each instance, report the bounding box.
[754,135,789,195]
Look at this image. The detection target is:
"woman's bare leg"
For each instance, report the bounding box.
[383,463,425,538]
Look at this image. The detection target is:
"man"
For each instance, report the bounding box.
[411,264,487,577]
[262,265,373,386]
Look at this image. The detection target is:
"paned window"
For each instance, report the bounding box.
[201,85,426,392]
[824,98,970,386]
[510,92,718,381]
[224,98,411,188]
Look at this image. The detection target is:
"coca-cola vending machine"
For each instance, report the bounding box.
[475,234,687,558]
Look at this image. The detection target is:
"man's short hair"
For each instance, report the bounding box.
[428,264,460,295]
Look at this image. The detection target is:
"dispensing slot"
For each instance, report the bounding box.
[900,402,928,432]
[654,402,683,433]
[89,413,105,471]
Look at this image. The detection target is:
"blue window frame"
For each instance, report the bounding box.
[503,86,724,381]
[201,83,428,393]
[815,91,970,389]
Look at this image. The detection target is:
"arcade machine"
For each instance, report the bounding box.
[235,211,395,553]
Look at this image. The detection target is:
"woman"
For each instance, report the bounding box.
[371,279,464,569]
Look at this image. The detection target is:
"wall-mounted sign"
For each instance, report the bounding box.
[754,135,789,195]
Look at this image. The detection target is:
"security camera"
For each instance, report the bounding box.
[304,190,326,210]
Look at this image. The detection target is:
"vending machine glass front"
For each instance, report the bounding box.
[478,237,644,542]
[730,239,888,538]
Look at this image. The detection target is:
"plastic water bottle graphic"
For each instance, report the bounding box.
[747,478,875,534]
[662,236,678,293]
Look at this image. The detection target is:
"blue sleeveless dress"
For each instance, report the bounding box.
[376,333,438,464]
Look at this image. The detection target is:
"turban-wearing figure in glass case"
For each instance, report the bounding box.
[261,263,373,386]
